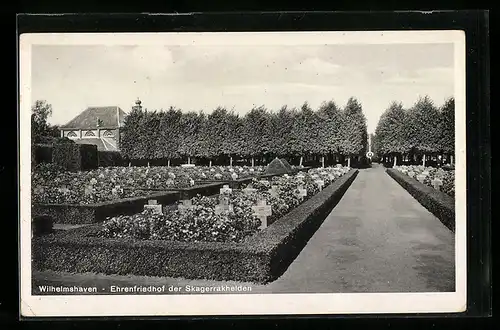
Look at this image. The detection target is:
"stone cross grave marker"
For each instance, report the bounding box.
[252,199,272,229]
[295,185,307,200]
[243,185,257,196]
[416,174,427,183]
[84,185,93,196]
[215,196,233,215]
[315,179,325,191]
[220,184,232,195]
[178,199,194,212]
[268,185,279,198]
[431,178,443,191]
[144,199,163,214]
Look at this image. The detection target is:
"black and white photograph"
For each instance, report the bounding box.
[20,31,466,316]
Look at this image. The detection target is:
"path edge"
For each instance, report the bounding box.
[386,168,455,232]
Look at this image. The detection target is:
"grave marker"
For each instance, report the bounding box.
[295,185,307,200]
[431,178,443,191]
[215,196,233,214]
[315,179,325,190]
[220,184,232,195]
[416,174,426,183]
[144,199,163,214]
[268,185,279,198]
[252,200,272,229]
[84,185,93,196]
[178,199,194,212]
[243,185,257,195]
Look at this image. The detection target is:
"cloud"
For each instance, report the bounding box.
[291,57,342,74]
[99,45,175,79]
[383,66,454,85]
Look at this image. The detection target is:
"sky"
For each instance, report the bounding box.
[31,43,454,134]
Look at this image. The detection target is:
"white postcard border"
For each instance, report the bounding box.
[19,30,467,317]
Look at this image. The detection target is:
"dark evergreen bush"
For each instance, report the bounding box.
[52,143,98,172]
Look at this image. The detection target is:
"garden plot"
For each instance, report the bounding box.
[32,166,356,283]
[31,164,272,224]
[393,165,455,198]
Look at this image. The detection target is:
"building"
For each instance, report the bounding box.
[60,105,130,151]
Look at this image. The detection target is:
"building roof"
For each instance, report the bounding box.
[61,106,127,129]
[74,138,119,152]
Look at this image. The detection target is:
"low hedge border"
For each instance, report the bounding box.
[32,191,180,225]
[386,168,455,232]
[32,169,358,284]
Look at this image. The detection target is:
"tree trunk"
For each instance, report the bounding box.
[187,156,191,165]
[347,156,351,167]
[128,162,131,167]
[450,154,454,165]
[167,159,170,167]
[422,154,426,167]
[321,155,325,168]
[230,156,233,167]
[299,156,303,167]
[209,160,212,167]
[393,155,397,167]
[251,157,255,167]
[147,162,150,167]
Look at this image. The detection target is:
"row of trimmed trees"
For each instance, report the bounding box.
[120,97,368,167]
[372,96,455,167]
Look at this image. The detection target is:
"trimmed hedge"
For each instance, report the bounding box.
[33,144,53,165]
[32,169,358,283]
[386,168,455,232]
[32,191,180,225]
[264,158,290,175]
[98,151,124,167]
[52,143,98,172]
[32,215,54,237]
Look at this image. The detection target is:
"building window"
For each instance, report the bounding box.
[84,131,95,137]
[103,130,114,137]
[67,131,77,137]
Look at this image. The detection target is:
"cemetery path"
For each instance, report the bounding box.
[32,164,455,294]
[256,163,455,293]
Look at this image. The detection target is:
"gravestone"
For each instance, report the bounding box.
[243,185,257,196]
[416,174,427,183]
[215,196,233,215]
[252,200,272,229]
[84,185,93,196]
[178,199,195,212]
[295,185,307,200]
[268,185,279,198]
[220,184,232,195]
[144,199,163,214]
[431,178,443,191]
[315,179,325,191]
[231,172,238,180]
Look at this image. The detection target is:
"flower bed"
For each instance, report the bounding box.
[91,166,351,243]
[31,164,269,205]
[32,169,358,283]
[32,191,181,225]
[393,165,455,198]
[386,168,455,232]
